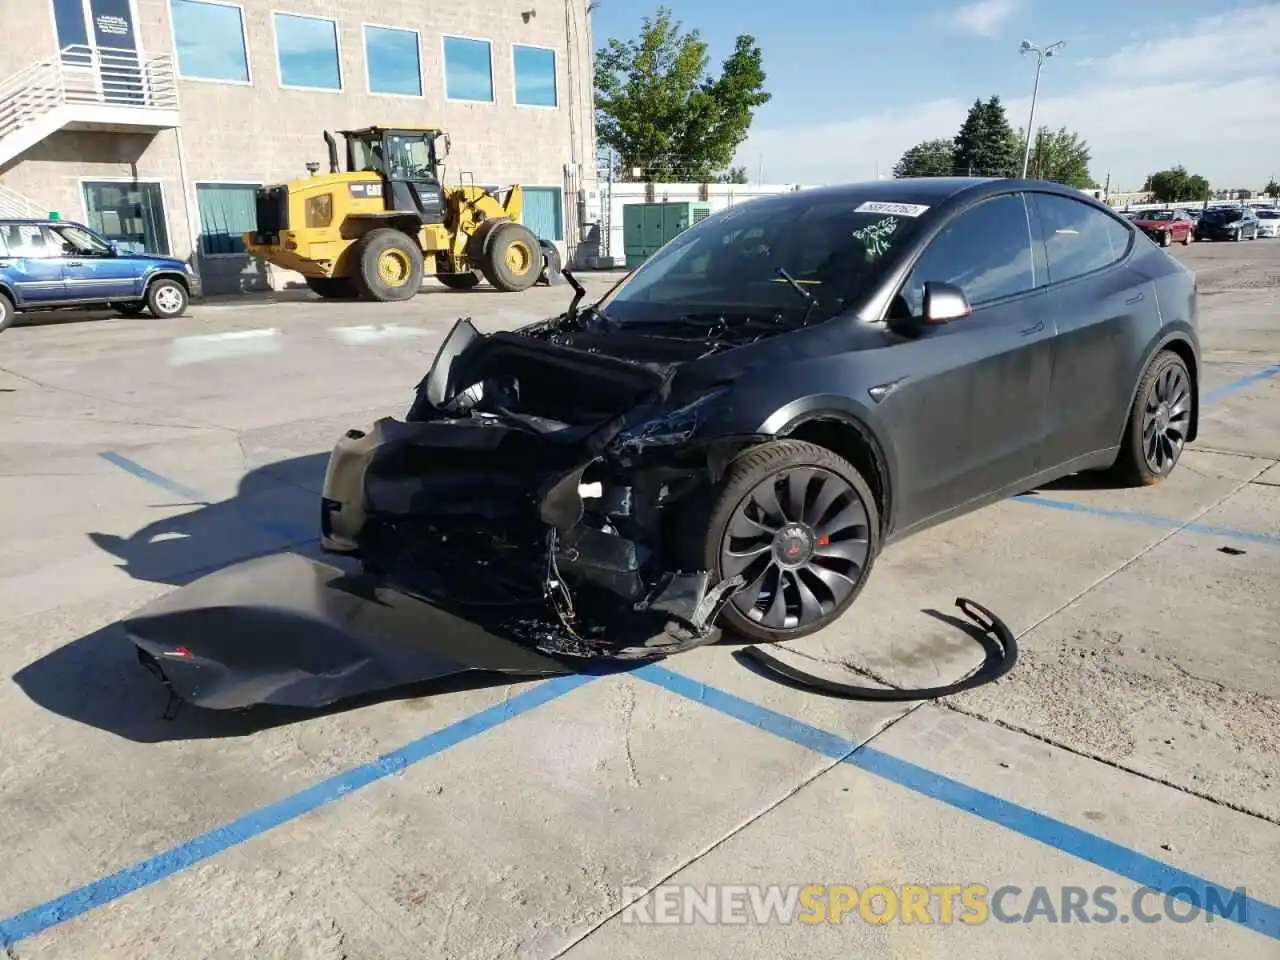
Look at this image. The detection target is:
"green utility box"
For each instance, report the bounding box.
[622,201,712,268]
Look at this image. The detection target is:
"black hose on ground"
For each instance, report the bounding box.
[740,597,1017,701]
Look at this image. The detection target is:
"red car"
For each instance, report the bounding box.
[1131,209,1194,246]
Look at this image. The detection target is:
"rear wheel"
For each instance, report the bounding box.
[306,277,359,299]
[479,222,542,292]
[0,292,14,332]
[1108,350,1193,486]
[701,439,880,644]
[437,272,481,290]
[146,278,188,319]
[353,228,424,302]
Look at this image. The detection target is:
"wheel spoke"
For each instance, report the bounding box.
[805,474,846,528]
[759,569,790,627]
[721,542,771,578]
[804,560,857,601]
[749,479,788,527]
[818,499,868,540]
[785,469,814,523]
[728,510,777,537]
[732,562,774,615]
[814,537,868,565]
[792,570,825,623]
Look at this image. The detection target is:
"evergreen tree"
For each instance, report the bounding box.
[952,96,1021,178]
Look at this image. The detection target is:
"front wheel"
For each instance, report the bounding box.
[146,278,189,318]
[701,439,880,644]
[1181,231,1191,245]
[1159,231,1171,247]
[0,292,15,332]
[1107,350,1193,486]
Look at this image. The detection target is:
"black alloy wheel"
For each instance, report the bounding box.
[708,440,879,642]
[1141,359,1192,476]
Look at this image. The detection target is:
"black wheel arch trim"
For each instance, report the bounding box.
[144,268,191,293]
[755,394,897,535]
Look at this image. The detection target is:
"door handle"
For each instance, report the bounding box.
[1125,292,1144,305]
[65,261,84,266]
[1020,320,1044,335]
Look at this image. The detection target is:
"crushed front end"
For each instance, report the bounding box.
[320,317,745,660]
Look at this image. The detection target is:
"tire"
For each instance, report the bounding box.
[699,439,881,644]
[146,278,189,318]
[306,277,360,299]
[0,291,14,333]
[352,228,424,302]
[1181,231,1191,245]
[479,221,542,292]
[1159,231,1171,247]
[437,272,481,290]
[112,301,147,316]
[1107,350,1193,487]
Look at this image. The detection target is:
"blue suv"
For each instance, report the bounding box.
[0,219,201,333]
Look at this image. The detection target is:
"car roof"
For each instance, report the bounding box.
[0,218,81,227]
[733,177,1105,214]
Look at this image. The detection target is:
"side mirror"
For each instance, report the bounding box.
[107,241,119,256]
[922,281,970,324]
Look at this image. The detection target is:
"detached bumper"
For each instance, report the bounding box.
[123,552,571,711]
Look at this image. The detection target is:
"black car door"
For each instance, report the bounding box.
[1030,192,1163,465]
[876,191,1057,535]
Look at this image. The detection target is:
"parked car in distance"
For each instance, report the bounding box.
[1255,208,1280,237]
[1194,206,1261,241]
[1132,209,1195,246]
[0,219,200,333]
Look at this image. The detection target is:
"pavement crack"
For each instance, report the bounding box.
[938,700,1280,827]
[621,683,642,787]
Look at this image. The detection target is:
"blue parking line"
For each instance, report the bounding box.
[99,451,207,503]
[1013,494,1280,546]
[633,665,1280,942]
[1202,363,1280,405]
[0,674,592,949]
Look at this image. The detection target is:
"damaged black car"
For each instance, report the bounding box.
[318,177,1200,653]
[125,177,1200,708]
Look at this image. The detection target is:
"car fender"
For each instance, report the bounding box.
[141,266,190,296]
[755,393,898,529]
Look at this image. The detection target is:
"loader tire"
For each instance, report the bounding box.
[306,277,360,299]
[479,222,541,292]
[353,228,424,302]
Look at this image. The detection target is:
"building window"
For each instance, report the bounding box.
[81,181,170,255]
[364,25,421,96]
[442,36,493,102]
[274,12,341,91]
[196,183,260,255]
[513,44,557,107]
[169,0,250,84]
[522,187,564,242]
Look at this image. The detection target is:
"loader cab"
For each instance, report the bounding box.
[339,126,449,226]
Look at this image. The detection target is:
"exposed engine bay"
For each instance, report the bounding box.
[320,315,749,661]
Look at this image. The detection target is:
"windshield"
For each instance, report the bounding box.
[1202,209,1240,221]
[1145,210,1175,220]
[597,195,925,325]
[1256,209,1279,219]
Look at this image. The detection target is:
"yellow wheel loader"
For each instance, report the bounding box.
[242,126,556,301]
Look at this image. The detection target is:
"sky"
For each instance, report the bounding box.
[588,0,1280,190]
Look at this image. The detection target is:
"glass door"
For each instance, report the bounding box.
[50,0,143,104]
[81,181,170,255]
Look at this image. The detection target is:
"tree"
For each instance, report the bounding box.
[952,96,1021,178]
[1266,179,1280,200]
[892,138,955,178]
[1143,166,1211,202]
[1021,125,1094,188]
[594,6,771,182]
[715,166,749,183]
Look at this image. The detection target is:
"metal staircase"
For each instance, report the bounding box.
[0,44,180,167]
[0,184,46,218]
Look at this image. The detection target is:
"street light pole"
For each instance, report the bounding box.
[1018,39,1065,179]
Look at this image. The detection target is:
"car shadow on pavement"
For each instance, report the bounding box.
[11,453,527,742]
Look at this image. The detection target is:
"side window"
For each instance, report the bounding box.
[898,194,1036,316]
[7,225,61,258]
[1034,194,1131,284]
